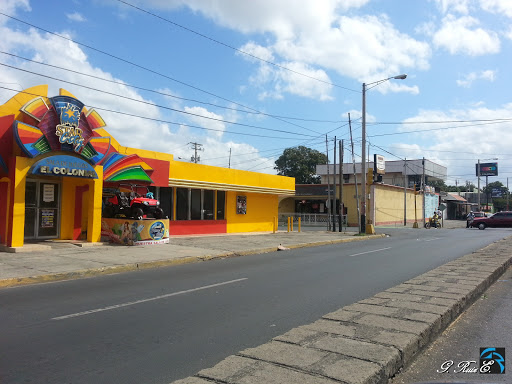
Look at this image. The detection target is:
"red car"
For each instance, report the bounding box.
[470,211,512,230]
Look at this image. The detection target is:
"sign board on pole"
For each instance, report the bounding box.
[374,154,385,175]
[476,162,498,176]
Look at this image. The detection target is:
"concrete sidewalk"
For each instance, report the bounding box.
[0,230,383,288]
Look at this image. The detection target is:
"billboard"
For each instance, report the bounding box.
[476,162,498,176]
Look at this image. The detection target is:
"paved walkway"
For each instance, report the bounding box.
[0,229,385,287]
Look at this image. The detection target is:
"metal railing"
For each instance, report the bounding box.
[279,213,347,226]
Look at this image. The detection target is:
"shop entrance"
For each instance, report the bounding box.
[24,180,60,240]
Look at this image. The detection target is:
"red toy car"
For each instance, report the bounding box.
[103,184,164,220]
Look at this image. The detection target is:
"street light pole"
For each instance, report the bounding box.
[361,74,407,234]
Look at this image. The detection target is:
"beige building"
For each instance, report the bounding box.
[280,159,445,227]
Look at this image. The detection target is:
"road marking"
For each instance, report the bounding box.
[424,237,441,242]
[52,277,248,321]
[349,247,391,257]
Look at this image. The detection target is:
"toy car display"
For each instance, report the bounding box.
[103,184,164,220]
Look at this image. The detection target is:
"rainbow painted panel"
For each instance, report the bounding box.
[85,109,106,130]
[83,136,111,164]
[106,166,153,183]
[103,155,153,180]
[104,162,152,180]
[20,97,49,122]
[102,152,126,170]
[13,121,46,157]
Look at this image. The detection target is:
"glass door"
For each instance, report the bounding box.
[24,180,60,240]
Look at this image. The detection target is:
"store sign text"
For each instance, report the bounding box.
[55,125,85,152]
[39,165,95,178]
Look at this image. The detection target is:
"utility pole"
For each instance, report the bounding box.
[326,135,331,231]
[422,157,426,225]
[486,175,489,211]
[477,159,481,210]
[332,137,337,232]
[404,158,407,226]
[189,142,203,163]
[228,148,232,168]
[507,177,509,211]
[339,139,343,232]
[348,114,361,231]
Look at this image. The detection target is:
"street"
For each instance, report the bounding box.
[1,228,510,384]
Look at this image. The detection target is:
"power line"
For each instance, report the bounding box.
[0,12,324,134]
[115,0,359,93]
[0,51,343,125]
[0,85,310,140]
[0,68,317,138]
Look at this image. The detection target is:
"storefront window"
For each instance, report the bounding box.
[203,190,214,220]
[191,189,201,220]
[159,187,173,220]
[176,188,189,220]
[217,191,225,220]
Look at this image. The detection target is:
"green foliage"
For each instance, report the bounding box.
[274,146,328,184]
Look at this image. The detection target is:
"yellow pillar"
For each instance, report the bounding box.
[11,157,32,247]
[87,165,103,242]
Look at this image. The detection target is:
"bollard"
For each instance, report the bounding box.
[287,217,290,232]
[298,217,301,232]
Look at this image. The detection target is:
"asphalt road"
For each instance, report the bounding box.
[1,228,510,384]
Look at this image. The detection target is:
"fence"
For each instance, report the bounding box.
[279,213,347,226]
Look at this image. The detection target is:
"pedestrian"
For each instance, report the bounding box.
[466,211,475,228]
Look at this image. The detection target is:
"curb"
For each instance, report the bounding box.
[0,234,385,288]
[173,237,512,384]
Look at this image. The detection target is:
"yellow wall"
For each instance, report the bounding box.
[11,156,31,247]
[226,192,278,233]
[332,184,360,227]
[373,184,422,226]
[11,155,103,247]
[169,160,295,193]
[0,85,49,118]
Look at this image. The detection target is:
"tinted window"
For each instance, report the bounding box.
[176,188,189,220]
[203,190,214,220]
[191,189,201,220]
[217,191,225,220]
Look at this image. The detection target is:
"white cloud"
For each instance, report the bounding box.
[433,14,500,55]
[125,1,429,99]
[396,105,512,183]
[66,12,86,22]
[505,27,512,40]
[0,0,30,21]
[479,0,512,18]
[456,69,497,87]
[183,106,226,138]
[432,0,471,14]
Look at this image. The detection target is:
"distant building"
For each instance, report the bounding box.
[279,159,446,227]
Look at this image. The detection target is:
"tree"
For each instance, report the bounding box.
[274,146,327,184]
[483,181,508,196]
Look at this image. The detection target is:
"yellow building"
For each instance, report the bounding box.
[0,86,295,249]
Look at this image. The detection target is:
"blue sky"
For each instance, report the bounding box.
[1,0,511,188]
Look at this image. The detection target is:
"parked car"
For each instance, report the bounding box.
[469,211,512,230]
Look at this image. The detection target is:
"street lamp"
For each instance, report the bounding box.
[361,74,407,233]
